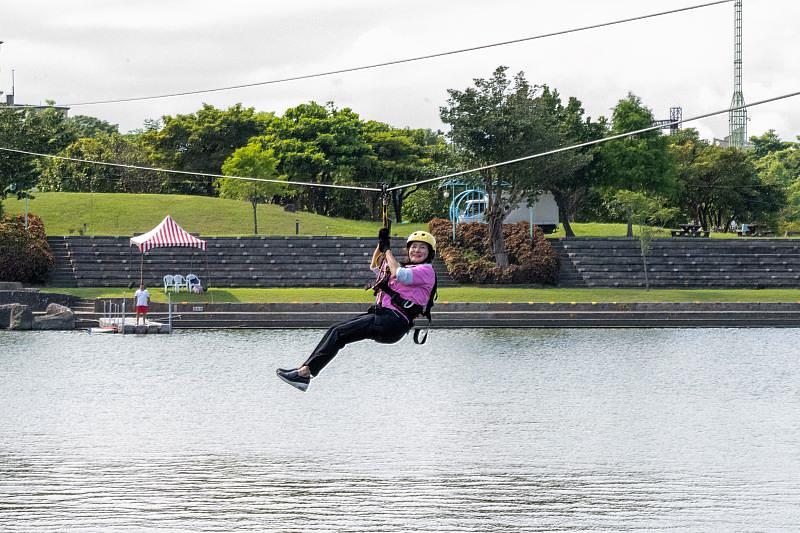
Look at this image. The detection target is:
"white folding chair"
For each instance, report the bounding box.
[186,273,201,293]
[172,274,188,292]
[163,274,175,293]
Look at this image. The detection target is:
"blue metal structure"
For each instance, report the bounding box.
[448,188,486,241]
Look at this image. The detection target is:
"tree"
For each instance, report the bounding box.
[606,190,679,289]
[218,142,284,234]
[0,106,77,210]
[755,143,800,230]
[440,67,589,267]
[144,103,272,195]
[749,129,791,159]
[596,93,675,237]
[66,115,119,138]
[672,133,783,231]
[259,102,374,219]
[364,122,449,222]
[38,133,165,193]
[534,90,606,237]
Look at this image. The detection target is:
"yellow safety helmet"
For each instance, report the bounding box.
[406,231,436,252]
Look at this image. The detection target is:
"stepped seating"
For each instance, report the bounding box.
[556,237,800,288]
[45,237,78,287]
[47,236,457,288]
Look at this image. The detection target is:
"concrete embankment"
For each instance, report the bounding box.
[85,300,800,329]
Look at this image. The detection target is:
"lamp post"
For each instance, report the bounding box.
[23,187,36,231]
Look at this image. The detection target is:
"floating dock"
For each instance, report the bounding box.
[97,317,171,334]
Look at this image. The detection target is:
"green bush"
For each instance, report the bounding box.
[0,213,54,283]
[429,218,559,284]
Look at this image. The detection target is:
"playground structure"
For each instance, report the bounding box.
[443,180,559,242]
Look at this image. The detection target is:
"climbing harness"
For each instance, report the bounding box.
[372,271,437,344]
[369,186,438,344]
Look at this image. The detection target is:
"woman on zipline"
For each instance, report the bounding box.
[276,228,437,392]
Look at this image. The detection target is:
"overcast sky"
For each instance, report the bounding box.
[2,0,798,143]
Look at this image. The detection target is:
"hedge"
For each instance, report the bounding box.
[429,218,559,284]
[0,213,54,283]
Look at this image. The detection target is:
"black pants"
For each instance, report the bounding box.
[303,307,410,376]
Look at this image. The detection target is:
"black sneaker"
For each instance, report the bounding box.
[276,368,310,392]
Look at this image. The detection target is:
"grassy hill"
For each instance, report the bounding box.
[4,192,746,238]
[4,192,427,237]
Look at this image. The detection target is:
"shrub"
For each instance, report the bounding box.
[429,218,559,284]
[0,213,54,283]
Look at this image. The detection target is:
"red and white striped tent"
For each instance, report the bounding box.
[130,215,206,252]
[129,215,207,285]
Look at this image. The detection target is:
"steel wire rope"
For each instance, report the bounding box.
[386,90,800,193]
[0,148,383,192]
[63,0,733,106]
[2,91,799,195]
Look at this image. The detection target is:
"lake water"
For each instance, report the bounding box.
[1,328,799,531]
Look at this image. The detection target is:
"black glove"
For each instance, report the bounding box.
[378,227,391,253]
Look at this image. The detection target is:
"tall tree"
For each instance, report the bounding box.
[535,90,605,237]
[440,67,588,267]
[260,102,373,219]
[364,122,449,223]
[0,106,76,209]
[218,142,284,234]
[144,103,272,195]
[39,132,165,193]
[754,142,800,228]
[596,93,675,237]
[672,133,783,231]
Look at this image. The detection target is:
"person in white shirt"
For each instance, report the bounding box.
[134,283,150,325]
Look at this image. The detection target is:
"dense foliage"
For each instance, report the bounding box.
[429,218,559,284]
[1,72,798,245]
[0,214,54,283]
[440,67,591,267]
[38,133,165,193]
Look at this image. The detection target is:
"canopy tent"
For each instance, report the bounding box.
[131,215,206,253]
[129,215,208,286]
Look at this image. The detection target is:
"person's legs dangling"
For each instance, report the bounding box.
[303,313,378,376]
[277,309,409,391]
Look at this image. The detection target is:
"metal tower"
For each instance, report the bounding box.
[654,107,683,134]
[728,0,747,148]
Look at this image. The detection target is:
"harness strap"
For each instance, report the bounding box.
[373,270,437,345]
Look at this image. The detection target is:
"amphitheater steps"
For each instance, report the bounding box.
[47,236,458,289]
[46,237,78,287]
[547,239,586,287]
[558,237,800,288]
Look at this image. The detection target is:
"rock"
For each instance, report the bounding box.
[8,304,33,330]
[32,303,75,330]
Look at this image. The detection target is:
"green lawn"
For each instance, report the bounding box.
[547,222,745,239]
[4,192,427,237]
[42,287,800,304]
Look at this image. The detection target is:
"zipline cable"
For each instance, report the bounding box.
[0,148,382,192]
[2,89,798,195]
[64,0,733,106]
[387,90,800,193]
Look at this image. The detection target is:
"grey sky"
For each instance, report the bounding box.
[1,0,797,143]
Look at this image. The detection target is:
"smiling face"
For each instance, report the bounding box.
[407,241,430,263]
